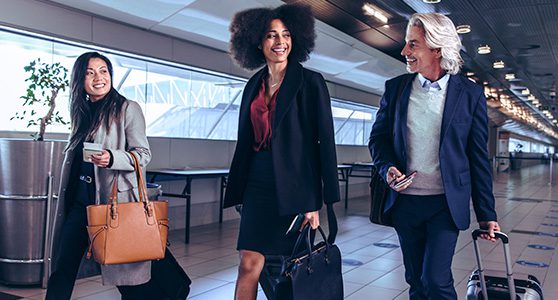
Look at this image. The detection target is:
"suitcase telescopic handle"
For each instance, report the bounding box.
[472,229,509,243]
[471,229,516,300]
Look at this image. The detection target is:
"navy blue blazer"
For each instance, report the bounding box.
[224,61,340,215]
[369,73,497,230]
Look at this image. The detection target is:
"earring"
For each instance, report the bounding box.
[85,94,90,101]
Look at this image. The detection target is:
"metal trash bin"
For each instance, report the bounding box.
[0,139,65,286]
[146,183,162,201]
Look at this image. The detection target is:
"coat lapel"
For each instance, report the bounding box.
[440,75,464,145]
[273,61,303,131]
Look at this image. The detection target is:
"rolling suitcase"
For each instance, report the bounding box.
[466,229,544,300]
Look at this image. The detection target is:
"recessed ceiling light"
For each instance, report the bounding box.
[493,60,505,69]
[505,73,515,80]
[456,25,471,34]
[362,3,389,24]
[477,45,491,54]
[423,0,441,3]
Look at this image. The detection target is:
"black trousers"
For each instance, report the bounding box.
[391,194,459,300]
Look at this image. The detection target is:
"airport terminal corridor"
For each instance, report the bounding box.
[0,164,556,300]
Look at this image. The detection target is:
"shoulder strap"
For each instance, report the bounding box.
[326,204,337,244]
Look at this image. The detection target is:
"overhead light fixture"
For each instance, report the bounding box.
[477,45,491,54]
[533,99,540,105]
[505,73,515,80]
[553,120,557,123]
[522,88,530,95]
[362,3,389,24]
[456,25,471,34]
[423,0,441,3]
[527,95,535,101]
[493,60,505,69]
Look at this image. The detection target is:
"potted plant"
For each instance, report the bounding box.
[0,59,69,286]
[10,59,69,140]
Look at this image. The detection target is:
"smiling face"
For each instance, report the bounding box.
[84,57,111,102]
[401,25,443,81]
[261,19,292,65]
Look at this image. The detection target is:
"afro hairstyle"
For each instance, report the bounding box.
[229,4,316,70]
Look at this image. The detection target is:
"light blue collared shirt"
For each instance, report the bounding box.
[417,73,450,91]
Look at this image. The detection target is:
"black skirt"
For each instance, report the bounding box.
[237,151,298,255]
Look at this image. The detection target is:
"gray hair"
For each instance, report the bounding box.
[407,13,463,75]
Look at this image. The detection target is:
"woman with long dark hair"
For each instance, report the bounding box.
[46,52,154,299]
[225,4,340,299]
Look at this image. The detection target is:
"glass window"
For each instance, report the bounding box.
[331,99,378,145]
[0,28,377,145]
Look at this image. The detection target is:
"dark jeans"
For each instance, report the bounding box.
[391,194,459,300]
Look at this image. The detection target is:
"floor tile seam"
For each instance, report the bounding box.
[70,284,116,299]
[187,280,231,298]
[190,263,239,277]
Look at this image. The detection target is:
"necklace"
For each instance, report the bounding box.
[269,73,285,88]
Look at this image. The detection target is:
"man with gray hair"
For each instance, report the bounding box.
[369,13,500,299]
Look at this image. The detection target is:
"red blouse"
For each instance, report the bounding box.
[251,78,279,151]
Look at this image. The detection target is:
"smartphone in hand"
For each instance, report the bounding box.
[83,142,103,162]
[393,171,417,189]
[285,213,305,236]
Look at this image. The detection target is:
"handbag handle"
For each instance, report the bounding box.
[107,151,153,219]
[289,225,330,259]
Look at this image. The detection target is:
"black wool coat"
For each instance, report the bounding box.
[224,61,340,215]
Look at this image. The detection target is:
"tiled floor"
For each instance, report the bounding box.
[1,163,557,299]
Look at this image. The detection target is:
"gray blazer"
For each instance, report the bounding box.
[50,99,152,286]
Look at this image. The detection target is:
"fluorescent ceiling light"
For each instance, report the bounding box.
[527,95,535,101]
[477,45,491,54]
[522,88,530,95]
[362,3,389,24]
[456,25,471,34]
[493,60,505,69]
[505,73,515,80]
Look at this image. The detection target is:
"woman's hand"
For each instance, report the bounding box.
[301,211,320,230]
[90,150,111,168]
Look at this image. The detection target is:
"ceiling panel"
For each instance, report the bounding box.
[49,0,193,28]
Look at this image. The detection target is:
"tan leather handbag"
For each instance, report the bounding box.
[86,152,169,265]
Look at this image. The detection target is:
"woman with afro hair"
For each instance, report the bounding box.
[224,4,340,299]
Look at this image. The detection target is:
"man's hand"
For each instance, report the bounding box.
[478,221,500,242]
[387,166,412,192]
